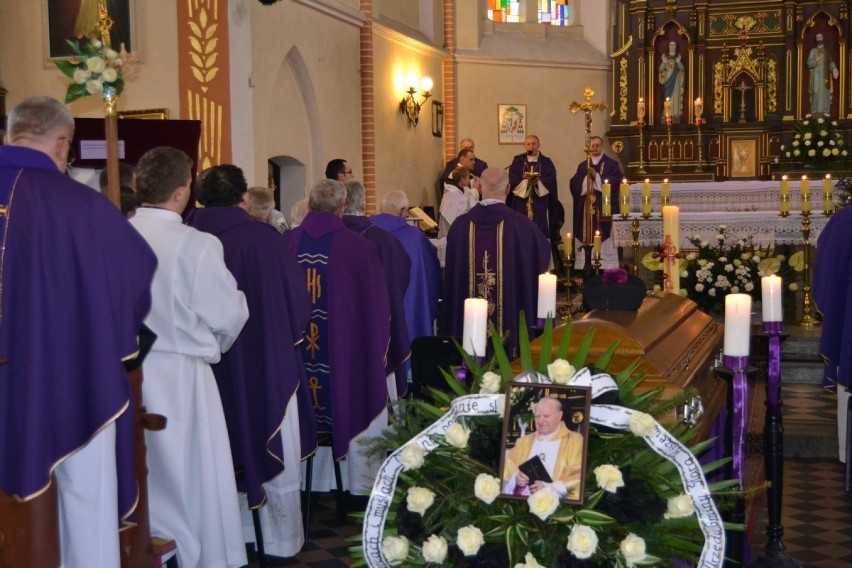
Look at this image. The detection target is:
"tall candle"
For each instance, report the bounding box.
[462,298,488,357]
[537,273,557,319]
[664,97,672,118]
[637,97,646,122]
[563,232,573,258]
[602,179,612,216]
[724,294,752,356]
[661,178,671,204]
[761,275,783,323]
[593,231,602,257]
[823,174,833,213]
[694,97,703,119]
[800,175,810,198]
[662,205,681,293]
[642,179,652,216]
[780,175,790,214]
[620,179,630,216]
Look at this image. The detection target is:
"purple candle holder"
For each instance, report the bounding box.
[763,321,783,414]
[724,354,750,487]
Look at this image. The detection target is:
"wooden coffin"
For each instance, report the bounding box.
[531,292,725,441]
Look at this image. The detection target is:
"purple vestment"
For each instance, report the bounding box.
[188,206,314,508]
[370,213,441,341]
[343,215,411,396]
[568,154,622,242]
[439,203,550,360]
[439,157,489,182]
[814,204,852,390]
[507,152,560,240]
[0,146,156,524]
[282,212,390,459]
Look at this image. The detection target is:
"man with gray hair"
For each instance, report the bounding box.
[0,96,157,565]
[371,190,441,342]
[343,181,410,399]
[441,167,550,359]
[283,179,391,496]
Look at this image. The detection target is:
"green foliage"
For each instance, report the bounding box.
[54,38,124,104]
[778,113,849,168]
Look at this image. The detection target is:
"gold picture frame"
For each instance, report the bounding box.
[728,136,758,178]
[118,108,169,120]
[498,104,527,144]
[43,0,142,64]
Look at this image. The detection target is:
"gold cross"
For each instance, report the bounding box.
[570,87,607,242]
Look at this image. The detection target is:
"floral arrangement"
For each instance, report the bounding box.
[643,225,803,315]
[835,177,852,209]
[353,318,739,567]
[55,38,124,104]
[777,113,848,169]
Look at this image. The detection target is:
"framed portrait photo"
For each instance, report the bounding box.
[43,0,142,63]
[498,104,526,144]
[499,382,591,505]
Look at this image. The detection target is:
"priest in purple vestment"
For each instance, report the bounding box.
[371,190,441,342]
[441,167,551,360]
[282,179,391,464]
[507,134,560,242]
[568,135,622,245]
[814,203,852,464]
[343,181,410,397]
[0,97,156,565]
[188,164,315,508]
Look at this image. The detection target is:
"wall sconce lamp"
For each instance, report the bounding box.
[399,75,432,127]
[431,101,444,138]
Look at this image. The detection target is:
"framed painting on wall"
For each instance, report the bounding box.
[43,0,141,62]
[498,104,527,144]
[728,136,758,178]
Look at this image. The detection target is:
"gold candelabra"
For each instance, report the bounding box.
[664,120,673,174]
[799,212,819,327]
[631,219,641,276]
[592,253,602,275]
[694,117,704,172]
[637,121,647,175]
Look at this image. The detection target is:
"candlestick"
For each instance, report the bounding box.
[637,97,645,122]
[724,294,752,356]
[694,97,703,119]
[537,273,557,320]
[664,97,672,120]
[799,216,818,327]
[593,230,601,257]
[661,178,671,206]
[823,174,833,215]
[462,298,488,357]
[637,122,647,174]
[664,119,673,173]
[619,179,630,218]
[761,275,783,323]
[602,179,611,217]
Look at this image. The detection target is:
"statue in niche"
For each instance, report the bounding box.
[659,40,685,123]
[807,32,839,115]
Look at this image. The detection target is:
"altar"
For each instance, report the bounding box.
[612,180,832,249]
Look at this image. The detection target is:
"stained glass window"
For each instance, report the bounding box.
[539,0,573,26]
[487,0,522,23]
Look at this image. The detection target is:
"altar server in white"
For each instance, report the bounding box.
[131,147,249,568]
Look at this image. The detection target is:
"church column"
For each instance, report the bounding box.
[360,0,377,212]
[177,0,233,169]
[442,0,457,162]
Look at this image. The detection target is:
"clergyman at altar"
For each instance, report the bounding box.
[569,135,622,269]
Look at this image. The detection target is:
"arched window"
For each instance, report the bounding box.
[487,1,575,26]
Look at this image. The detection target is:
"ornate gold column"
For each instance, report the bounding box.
[177,0,232,169]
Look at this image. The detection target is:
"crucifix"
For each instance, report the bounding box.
[734,79,752,123]
[569,87,607,276]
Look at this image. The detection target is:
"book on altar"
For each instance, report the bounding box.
[518,454,552,484]
[408,206,438,231]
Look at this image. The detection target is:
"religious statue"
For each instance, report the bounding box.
[659,40,685,123]
[807,32,839,115]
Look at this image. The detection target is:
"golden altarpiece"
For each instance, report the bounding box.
[608,0,851,180]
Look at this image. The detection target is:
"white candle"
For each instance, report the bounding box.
[593,231,602,257]
[661,178,671,204]
[724,294,752,356]
[462,298,488,357]
[823,174,833,213]
[637,97,646,122]
[537,273,557,319]
[662,205,680,293]
[619,179,630,216]
[602,179,611,216]
[761,275,783,323]
[642,179,652,216]
[563,232,573,258]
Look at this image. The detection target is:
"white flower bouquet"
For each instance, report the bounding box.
[55,38,124,103]
[778,113,848,168]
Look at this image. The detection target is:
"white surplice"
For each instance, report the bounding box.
[439,183,478,238]
[130,208,249,568]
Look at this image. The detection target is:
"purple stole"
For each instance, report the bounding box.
[467,221,506,335]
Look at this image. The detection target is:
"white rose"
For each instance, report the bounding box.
[695,283,704,292]
[101,67,118,83]
[527,487,560,521]
[664,494,696,519]
[445,422,470,449]
[399,444,425,471]
[620,533,647,567]
[406,486,435,515]
[514,552,545,568]
[456,525,484,556]
[382,535,409,566]
[593,464,625,493]
[86,56,106,73]
[474,473,501,504]
[708,288,717,296]
[547,359,576,385]
[686,252,697,261]
[823,148,831,157]
[680,270,688,278]
[104,48,118,59]
[479,371,502,394]
[629,412,655,437]
[73,68,90,84]
[422,534,448,563]
[86,79,104,95]
[566,524,598,559]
